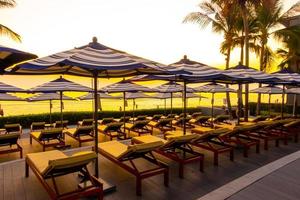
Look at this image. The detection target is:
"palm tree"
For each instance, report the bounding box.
[183,1,239,118]
[255,0,300,114]
[0,0,21,42]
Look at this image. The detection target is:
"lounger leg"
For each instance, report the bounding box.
[30,136,32,145]
[230,150,234,161]
[275,139,280,147]
[256,143,260,154]
[243,146,248,157]
[25,162,29,177]
[136,176,142,196]
[179,163,184,178]
[164,168,169,187]
[200,158,204,172]
[295,133,298,143]
[213,152,219,166]
[264,139,268,150]
[284,135,288,145]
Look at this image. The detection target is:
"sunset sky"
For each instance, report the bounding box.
[0,0,297,88]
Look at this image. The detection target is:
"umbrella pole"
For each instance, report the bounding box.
[281,85,285,119]
[211,93,214,128]
[123,92,126,134]
[93,72,99,178]
[237,84,242,125]
[49,100,52,124]
[133,99,135,122]
[268,94,271,117]
[170,93,173,115]
[60,91,63,128]
[164,99,166,115]
[293,94,297,117]
[183,81,187,135]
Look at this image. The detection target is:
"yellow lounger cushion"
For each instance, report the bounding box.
[0,133,20,140]
[148,121,158,127]
[133,135,166,144]
[124,123,134,129]
[31,131,42,139]
[192,126,215,133]
[189,119,196,123]
[64,128,77,136]
[127,141,164,153]
[98,125,107,132]
[166,134,198,142]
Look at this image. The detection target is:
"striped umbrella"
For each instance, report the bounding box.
[0,93,24,116]
[8,37,171,179]
[155,81,195,115]
[27,93,74,124]
[0,45,37,73]
[0,82,25,92]
[102,80,156,126]
[285,87,300,117]
[124,92,153,121]
[29,76,92,126]
[195,83,236,127]
[250,85,283,116]
[78,92,122,113]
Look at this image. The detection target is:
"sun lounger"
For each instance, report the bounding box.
[78,118,94,126]
[25,150,103,200]
[172,116,194,128]
[98,140,168,196]
[99,118,115,125]
[118,116,131,123]
[124,120,152,137]
[135,115,147,121]
[132,134,204,178]
[213,115,230,124]
[241,115,268,123]
[65,126,94,147]
[189,116,210,126]
[220,125,261,157]
[4,123,22,135]
[166,114,176,119]
[191,128,233,165]
[148,118,175,134]
[53,120,69,128]
[191,112,202,119]
[0,133,22,158]
[150,114,163,122]
[30,128,65,151]
[31,122,46,132]
[98,122,126,140]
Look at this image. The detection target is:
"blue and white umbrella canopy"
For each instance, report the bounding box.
[101,80,156,93]
[154,92,203,99]
[27,93,74,101]
[8,37,170,77]
[0,45,37,72]
[124,92,152,99]
[78,92,121,100]
[0,93,24,101]
[271,68,300,85]
[155,81,195,93]
[194,83,236,93]
[0,82,25,92]
[224,64,279,83]
[250,85,283,94]
[29,77,92,92]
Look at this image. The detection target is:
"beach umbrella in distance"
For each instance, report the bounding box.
[27,93,74,124]
[29,76,92,126]
[0,45,37,73]
[124,92,153,121]
[78,92,122,111]
[0,82,25,92]
[250,85,283,116]
[285,87,300,117]
[194,83,236,127]
[155,81,195,115]
[101,80,157,127]
[8,36,172,181]
[272,68,300,118]
[0,93,24,116]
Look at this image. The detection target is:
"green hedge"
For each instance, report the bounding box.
[0,107,202,128]
[248,102,296,116]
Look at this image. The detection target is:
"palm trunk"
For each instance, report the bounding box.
[240,33,244,64]
[257,42,265,116]
[226,46,233,119]
[242,5,249,121]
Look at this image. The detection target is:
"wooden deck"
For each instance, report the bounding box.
[0,127,299,199]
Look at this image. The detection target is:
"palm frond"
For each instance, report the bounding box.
[0,0,15,8]
[0,24,21,42]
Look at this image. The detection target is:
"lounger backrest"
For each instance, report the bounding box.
[284,119,300,128]
[74,126,94,137]
[163,134,198,148]
[31,122,45,130]
[119,116,130,123]
[4,124,21,133]
[132,120,150,129]
[39,128,63,140]
[54,120,68,128]
[101,118,115,125]
[213,115,229,123]
[81,119,94,126]
[196,116,210,123]
[167,114,176,118]
[225,125,260,137]
[252,115,268,122]
[118,141,163,160]
[136,115,147,121]
[42,151,97,178]
[152,114,162,121]
[0,133,20,146]
[158,118,173,127]
[193,128,231,142]
[191,112,202,118]
[104,122,123,132]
